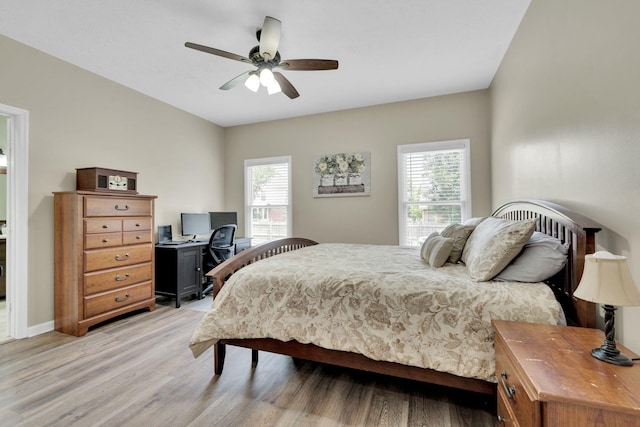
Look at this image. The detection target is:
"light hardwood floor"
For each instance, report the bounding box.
[0,296,496,427]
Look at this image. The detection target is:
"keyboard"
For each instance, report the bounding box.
[160,241,186,246]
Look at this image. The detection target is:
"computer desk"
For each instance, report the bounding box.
[154,237,251,308]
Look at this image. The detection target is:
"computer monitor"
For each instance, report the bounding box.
[209,211,238,231]
[157,225,172,243]
[180,213,211,239]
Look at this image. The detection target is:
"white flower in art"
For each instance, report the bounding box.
[318,162,327,172]
[358,164,365,173]
[355,153,364,161]
[339,161,349,172]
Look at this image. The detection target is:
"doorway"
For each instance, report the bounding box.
[0,103,29,340]
[0,116,7,342]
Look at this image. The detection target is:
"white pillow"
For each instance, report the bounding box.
[494,232,570,282]
[420,232,454,268]
[461,217,537,281]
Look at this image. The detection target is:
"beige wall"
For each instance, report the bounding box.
[224,91,492,245]
[491,0,640,352]
[0,35,225,327]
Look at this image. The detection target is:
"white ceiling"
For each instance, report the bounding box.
[0,0,530,127]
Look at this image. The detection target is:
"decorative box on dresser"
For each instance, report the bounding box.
[53,191,157,336]
[493,320,640,427]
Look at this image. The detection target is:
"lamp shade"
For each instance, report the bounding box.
[244,73,260,92]
[259,68,275,86]
[267,80,281,95]
[574,251,640,306]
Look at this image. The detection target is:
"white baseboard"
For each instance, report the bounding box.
[28,321,54,337]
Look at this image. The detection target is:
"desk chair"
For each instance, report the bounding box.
[202,224,237,295]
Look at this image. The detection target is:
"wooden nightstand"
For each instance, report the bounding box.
[493,320,640,426]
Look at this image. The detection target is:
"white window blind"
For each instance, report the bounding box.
[244,156,291,244]
[397,140,471,247]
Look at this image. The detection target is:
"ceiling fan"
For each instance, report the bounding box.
[185,16,339,99]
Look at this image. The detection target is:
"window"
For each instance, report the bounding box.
[397,140,471,247]
[244,156,291,245]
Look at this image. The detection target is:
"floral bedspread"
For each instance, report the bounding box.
[189,243,561,382]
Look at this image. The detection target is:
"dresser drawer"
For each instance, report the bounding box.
[123,218,151,231]
[85,232,123,249]
[495,339,539,427]
[84,263,153,295]
[84,244,153,272]
[85,197,152,217]
[123,230,152,245]
[497,387,518,426]
[85,218,122,234]
[84,281,153,318]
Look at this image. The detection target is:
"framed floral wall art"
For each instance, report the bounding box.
[312,151,371,197]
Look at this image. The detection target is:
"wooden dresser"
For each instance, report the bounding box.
[493,320,640,426]
[53,191,157,336]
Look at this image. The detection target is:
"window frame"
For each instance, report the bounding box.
[244,155,292,243]
[397,139,471,247]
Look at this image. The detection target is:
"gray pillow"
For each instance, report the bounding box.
[494,232,570,282]
[461,217,537,281]
[441,223,475,264]
[420,232,454,268]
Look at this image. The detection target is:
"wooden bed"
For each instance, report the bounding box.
[204,200,600,396]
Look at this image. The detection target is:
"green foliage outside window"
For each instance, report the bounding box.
[251,165,276,200]
[406,151,462,224]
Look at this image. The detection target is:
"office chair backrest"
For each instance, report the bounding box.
[208,224,237,265]
[210,224,236,247]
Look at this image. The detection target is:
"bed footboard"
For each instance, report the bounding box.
[205,237,318,298]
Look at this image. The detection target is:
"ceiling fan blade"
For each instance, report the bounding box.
[219,71,253,90]
[185,42,252,64]
[278,59,339,71]
[273,72,300,99]
[259,16,281,60]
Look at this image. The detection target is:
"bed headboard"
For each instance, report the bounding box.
[491,200,601,328]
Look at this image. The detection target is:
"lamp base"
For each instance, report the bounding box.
[591,346,634,366]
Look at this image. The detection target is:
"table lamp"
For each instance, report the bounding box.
[574,251,640,366]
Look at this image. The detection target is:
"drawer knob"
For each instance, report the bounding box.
[135,223,141,227]
[115,273,130,281]
[115,293,130,302]
[501,371,516,400]
[102,239,109,243]
[102,224,109,229]
[115,253,130,261]
[114,204,130,211]
[136,235,141,240]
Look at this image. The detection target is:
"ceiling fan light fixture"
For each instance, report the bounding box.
[259,68,275,87]
[244,73,260,92]
[185,15,339,100]
[267,80,281,95]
